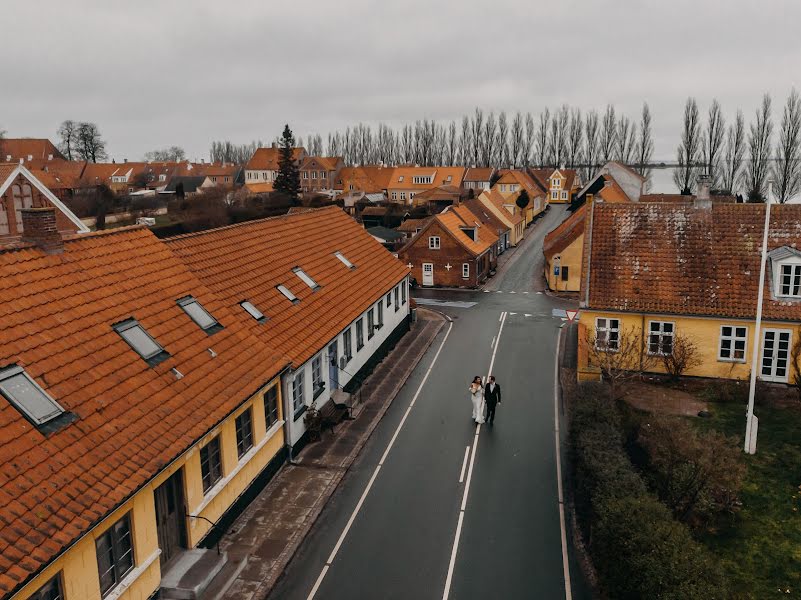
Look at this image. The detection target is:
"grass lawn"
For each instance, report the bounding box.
[697,402,801,599]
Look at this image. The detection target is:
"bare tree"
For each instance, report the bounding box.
[523,112,536,167]
[599,105,617,164]
[470,108,484,167]
[702,100,726,188]
[721,110,746,195]
[673,98,701,194]
[309,134,324,156]
[585,325,656,401]
[497,111,510,167]
[535,108,550,168]
[660,333,702,381]
[57,120,79,161]
[459,116,472,166]
[636,103,654,183]
[746,94,773,202]
[549,104,569,167]
[445,121,458,167]
[583,110,600,181]
[615,115,637,164]
[481,112,497,167]
[566,108,583,169]
[144,146,185,162]
[76,122,107,163]
[774,89,801,203]
[401,124,414,164]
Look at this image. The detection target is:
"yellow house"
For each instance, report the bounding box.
[386,166,466,205]
[543,203,586,292]
[492,169,547,225]
[476,188,525,246]
[576,201,801,384]
[1,220,290,600]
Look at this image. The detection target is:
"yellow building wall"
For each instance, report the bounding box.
[13,378,285,600]
[577,310,800,383]
[477,196,522,246]
[545,233,584,292]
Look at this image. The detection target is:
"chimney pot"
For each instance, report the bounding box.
[124,158,128,163]
[21,207,64,254]
[27,155,33,162]
[696,174,711,203]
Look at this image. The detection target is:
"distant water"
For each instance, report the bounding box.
[646,166,801,203]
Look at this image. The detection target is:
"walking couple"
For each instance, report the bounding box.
[469,375,501,425]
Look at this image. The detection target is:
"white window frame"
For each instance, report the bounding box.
[343,327,353,361]
[391,191,398,200]
[647,320,675,356]
[114,318,167,363]
[561,191,568,200]
[462,263,470,279]
[177,296,220,332]
[0,365,65,425]
[551,191,558,199]
[719,325,748,362]
[779,262,801,298]
[277,284,299,303]
[312,355,324,398]
[594,317,620,352]
[292,368,305,413]
[240,300,266,322]
[428,236,441,250]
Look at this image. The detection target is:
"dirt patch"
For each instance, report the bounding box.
[624,381,708,417]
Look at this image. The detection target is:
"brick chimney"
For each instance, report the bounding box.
[695,174,712,209]
[21,207,64,254]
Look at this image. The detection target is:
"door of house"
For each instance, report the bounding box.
[422,263,434,286]
[328,340,339,390]
[760,328,792,383]
[154,469,187,567]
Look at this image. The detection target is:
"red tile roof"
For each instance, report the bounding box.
[0,139,63,162]
[165,207,409,367]
[434,205,498,256]
[464,167,494,182]
[462,198,510,235]
[246,147,306,171]
[0,227,288,597]
[543,205,586,257]
[585,203,801,320]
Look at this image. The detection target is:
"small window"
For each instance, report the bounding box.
[29,573,64,600]
[386,292,392,307]
[264,386,279,428]
[394,286,400,311]
[113,319,169,365]
[343,327,353,361]
[277,284,299,304]
[551,191,558,200]
[240,301,267,323]
[292,369,305,414]
[0,365,65,426]
[235,408,253,458]
[648,321,675,356]
[595,318,620,352]
[398,175,404,182]
[561,191,568,200]
[719,325,748,362]
[293,267,320,290]
[368,308,375,339]
[200,436,223,493]
[312,355,325,398]
[401,282,407,305]
[462,263,470,279]
[428,236,441,250]
[96,513,134,596]
[334,251,355,269]
[561,266,569,281]
[780,264,801,297]
[391,191,398,200]
[178,296,222,334]
[377,301,384,329]
[356,318,365,350]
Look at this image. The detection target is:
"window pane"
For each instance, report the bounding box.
[235,409,253,458]
[722,326,732,337]
[183,301,216,330]
[241,301,264,320]
[0,371,63,424]
[119,325,161,359]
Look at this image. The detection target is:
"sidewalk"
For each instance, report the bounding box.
[219,308,446,600]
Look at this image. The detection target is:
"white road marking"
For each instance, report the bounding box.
[553,332,573,600]
[458,446,470,483]
[307,321,454,600]
[495,290,503,293]
[483,289,491,293]
[509,312,517,316]
[490,335,496,349]
[523,291,529,294]
[443,311,508,600]
[509,291,516,294]
[498,311,505,322]
[524,313,532,317]
[536,291,543,295]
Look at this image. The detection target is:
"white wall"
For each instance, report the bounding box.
[282,276,411,446]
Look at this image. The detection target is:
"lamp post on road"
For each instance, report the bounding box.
[744,181,774,454]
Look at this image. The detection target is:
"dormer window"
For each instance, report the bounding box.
[113,319,169,366]
[293,267,320,290]
[413,175,432,185]
[178,296,223,334]
[398,176,404,183]
[781,264,801,297]
[0,365,65,426]
[241,301,267,322]
[769,247,801,299]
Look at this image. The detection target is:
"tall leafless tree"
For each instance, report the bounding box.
[524,112,536,167]
[721,111,745,195]
[497,111,510,167]
[445,121,458,167]
[583,110,600,181]
[76,122,107,163]
[509,112,525,168]
[459,116,472,166]
[401,125,414,164]
[566,108,583,169]
[535,109,550,167]
[470,108,484,167]
[635,103,654,184]
[615,114,637,164]
[144,146,185,162]
[673,98,701,194]
[481,112,498,167]
[746,94,773,202]
[774,89,801,203]
[57,120,78,161]
[702,100,726,188]
[548,104,569,168]
[599,105,617,164]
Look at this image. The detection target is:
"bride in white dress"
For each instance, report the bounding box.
[469,376,485,424]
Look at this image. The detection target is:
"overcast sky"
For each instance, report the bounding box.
[3,0,800,163]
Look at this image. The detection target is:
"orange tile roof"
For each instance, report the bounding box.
[0,139,63,162]
[496,169,544,197]
[586,203,801,320]
[543,205,586,256]
[597,176,632,203]
[246,147,306,171]
[436,205,498,256]
[464,168,494,182]
[0,227,288,597]
[462,198,510,235]
[165,207,409,367]
[301,156,342,172]
[396,218,432,232]
[0,163,17,184]
[389,167,465,189]
[334,166,390,193]
[480,188,524,227]
[245,182,274,194]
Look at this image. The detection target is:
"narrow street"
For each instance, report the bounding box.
[269,206,590,599]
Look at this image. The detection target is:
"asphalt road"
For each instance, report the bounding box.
[269,206,592,600]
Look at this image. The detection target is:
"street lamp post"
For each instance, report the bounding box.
[744,185,773,454]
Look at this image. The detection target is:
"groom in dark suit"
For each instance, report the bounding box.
[484,375,501,425]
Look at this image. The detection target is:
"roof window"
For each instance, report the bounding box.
[241,301,267,322]
[178,296,223,334]
[398,175,404,182]
[277,285,299,304]
[0,365,66,425]
[293,267,320,290]
[334,251,355,269]
[113,319,170,366]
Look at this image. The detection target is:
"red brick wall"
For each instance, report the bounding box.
[398,221,490,288]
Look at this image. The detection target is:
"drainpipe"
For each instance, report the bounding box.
[281,366,297,463]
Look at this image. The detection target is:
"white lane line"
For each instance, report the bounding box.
[458,446,470,483]
[509,291,516,294]
[490,335,496,349]
[307,321,454,600]
[498,311,505,322]
[553,331,573,600]
[443,311,508,600]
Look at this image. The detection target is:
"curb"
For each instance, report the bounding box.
[254,312,447,599]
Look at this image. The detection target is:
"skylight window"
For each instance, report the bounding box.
[277,285,299,303]
[334,251,355,269]
[240,301,267,323]
[177,296,222,334]
[113,319,169,366]
[0,365,65,425]
[293,267,320,290]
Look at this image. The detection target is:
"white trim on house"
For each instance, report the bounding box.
[0,164,90,233]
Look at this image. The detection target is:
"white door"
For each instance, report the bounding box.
[760,328,792,382]
[422,263,434,286]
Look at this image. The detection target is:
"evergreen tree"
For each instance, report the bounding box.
[515,188,530,210]
[274,124,301,198]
